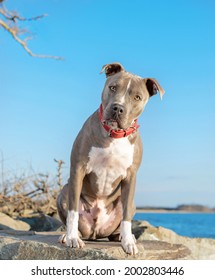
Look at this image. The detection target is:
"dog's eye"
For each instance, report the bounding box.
[134,95,141,101]
[109,85,117,92]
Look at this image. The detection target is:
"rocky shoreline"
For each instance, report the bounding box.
[0,212,215,260]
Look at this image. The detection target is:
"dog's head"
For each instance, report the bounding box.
[100,62,165,130]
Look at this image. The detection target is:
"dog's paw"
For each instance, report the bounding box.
[120,234,138,255]
[58,233,67,244]
[58,234,85,248]
[67,236,85,248]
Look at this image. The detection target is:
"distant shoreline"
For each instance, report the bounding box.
[136,205,215,213]
[136,209,215,213]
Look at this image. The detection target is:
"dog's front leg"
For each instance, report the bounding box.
[63,166,85,248]
[120,172,138,255]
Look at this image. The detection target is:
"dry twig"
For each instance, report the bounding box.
[0,0,63,60]
[54,159,65,189]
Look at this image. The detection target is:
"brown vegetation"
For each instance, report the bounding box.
[0,159,65,218]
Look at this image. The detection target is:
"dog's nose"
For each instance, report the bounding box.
[111,104,124,116]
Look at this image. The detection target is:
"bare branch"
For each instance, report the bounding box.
[0,2,63,60]
[0,19,63,60]
[0,8,48,22]
[54,159,65,189]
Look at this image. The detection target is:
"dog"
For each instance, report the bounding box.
[57,62,165,255]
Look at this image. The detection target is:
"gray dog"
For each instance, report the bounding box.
[57,63,164,255]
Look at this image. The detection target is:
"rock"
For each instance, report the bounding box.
[0,220,214,260]
[0,224,12,230]
[0,212,30,231]
[18,213,63,231]
[0,234,114,260]
[0,230,190,260]
[132,220,215,260]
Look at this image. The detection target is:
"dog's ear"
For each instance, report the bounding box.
[100,63,125,77]
[144,78,165,100]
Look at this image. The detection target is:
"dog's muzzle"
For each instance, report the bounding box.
[99,104,139,139]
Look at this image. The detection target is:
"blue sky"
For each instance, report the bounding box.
[1,0,215,207]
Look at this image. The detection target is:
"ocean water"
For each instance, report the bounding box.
[134,212,215,239]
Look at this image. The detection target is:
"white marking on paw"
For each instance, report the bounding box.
[66,210,85,248]
[67,236,85,248]
[86,138,134,196]
[120,221,138,255]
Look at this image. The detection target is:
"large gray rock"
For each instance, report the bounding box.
[0,220,214,260]
[18,213,63,231]
[0,212,30,231]
[0,230,190,260]
[132,220,215,260]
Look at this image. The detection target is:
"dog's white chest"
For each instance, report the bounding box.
[86,138,134,196]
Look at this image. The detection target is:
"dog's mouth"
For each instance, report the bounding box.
[105,119,121,130]
[99,105,140,137]
[101,105,130,130]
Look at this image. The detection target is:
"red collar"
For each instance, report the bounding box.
[98,104,139,139]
